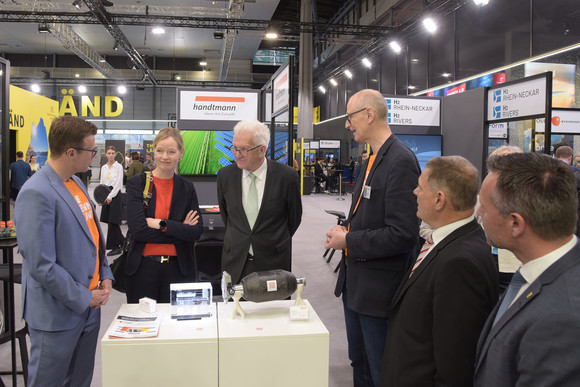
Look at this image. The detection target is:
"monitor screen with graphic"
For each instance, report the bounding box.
[396,134,442,171]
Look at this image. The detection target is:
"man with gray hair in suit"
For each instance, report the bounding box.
[474,152,580,386]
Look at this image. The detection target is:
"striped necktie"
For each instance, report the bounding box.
[410,233,434,277]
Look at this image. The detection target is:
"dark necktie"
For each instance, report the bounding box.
[493,269,526,325]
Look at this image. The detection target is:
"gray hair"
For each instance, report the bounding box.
[488,145,523,159]
[233,120,271,147]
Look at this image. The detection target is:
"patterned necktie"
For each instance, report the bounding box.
[409,233,434,277]
[493,269,526,325]
[245,172,258,229]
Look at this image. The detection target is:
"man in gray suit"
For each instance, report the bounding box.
[475,152,580,386]
[15,116,114,387]
[217,120,302,284]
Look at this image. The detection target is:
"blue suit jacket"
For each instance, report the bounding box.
[474,238,580,387]
[14,163,113,331]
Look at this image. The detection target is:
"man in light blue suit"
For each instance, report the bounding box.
[15,116,114,387]
[475,152,580,387]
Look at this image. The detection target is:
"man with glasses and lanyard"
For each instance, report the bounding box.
[14,116,114,387]
[325,89,421,386]
[217,120,302,284]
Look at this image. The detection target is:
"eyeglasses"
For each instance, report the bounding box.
[74,147,98,158]
[230,144,262,157]
[346,107,368,124]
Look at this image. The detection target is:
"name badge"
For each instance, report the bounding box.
[363,185,371,199]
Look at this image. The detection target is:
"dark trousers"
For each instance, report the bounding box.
[125,257,195,303]
[105,223,125,250]
[343,290,388,387]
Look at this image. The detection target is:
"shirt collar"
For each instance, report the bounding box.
[242,157,267,180]
[432,215,475,246]
[519,235,577,284]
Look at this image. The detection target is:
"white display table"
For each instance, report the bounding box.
[218,299,329,387]
[101,300,329,387]
[101,303,219,387]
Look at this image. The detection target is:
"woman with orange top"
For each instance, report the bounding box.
[125,127,203,303]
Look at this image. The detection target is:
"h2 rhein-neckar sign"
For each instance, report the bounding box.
[487,74,549,122]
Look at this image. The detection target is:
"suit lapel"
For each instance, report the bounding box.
[475,239,580,372]
[391,220,479,309]
[45,164,93,242]
[348,136,395,224]
[253,159,274,229]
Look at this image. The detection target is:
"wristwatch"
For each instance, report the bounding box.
[159,219,167,231]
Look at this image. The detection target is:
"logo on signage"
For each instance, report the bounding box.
[493,90,502,103]
[191,96,244,117]
[59,89,123,117]
[552,116,561,126]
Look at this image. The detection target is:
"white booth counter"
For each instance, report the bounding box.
[101,300,329,387]
[101,303,219,387]
[218,300,329,387]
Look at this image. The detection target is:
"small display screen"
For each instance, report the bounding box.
[396,134,442,171]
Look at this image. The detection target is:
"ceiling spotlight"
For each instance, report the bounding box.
[31,84,41,93]
[152,27,165,35]
[423,17,437,34]
[362,58,372,68]
[390,41,402,54]
[329,78,338,87]
[265,31,278,39]
[171,73,181,81]
[473,0,489,6]
[408,85,417,90]
[100,0,114,7]
[72,0,82,9]
[200,60,207,66]
[411,58,420,63]
[344,69,353,79]
[38,24,50,33]
[113,42,119,51]
[99,58,106,63]
[213,31,224,39]
[75,73,80,78]
[318,85,326,94]
[117,85,127,94]
[78,85,87,93]
[442,72,451,77]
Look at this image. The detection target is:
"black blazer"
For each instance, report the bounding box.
[335,134,421,318]
[381,219,499,387]
[125,173,203,276]
[217,159,302,284]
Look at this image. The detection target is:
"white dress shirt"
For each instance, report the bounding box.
[100,161,124,200]
[510,235,577,307]
[242,158,267,214]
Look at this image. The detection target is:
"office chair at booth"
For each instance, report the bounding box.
[193,236,224,297]
[323,210,346,273]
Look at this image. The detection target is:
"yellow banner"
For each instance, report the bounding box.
[10,85,59,165]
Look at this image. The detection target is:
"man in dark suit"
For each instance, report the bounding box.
[555,145,580,238]
[380,156,498,387]
[217,120,302,284]
[325,89,420,386]
[474,152,580,386]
